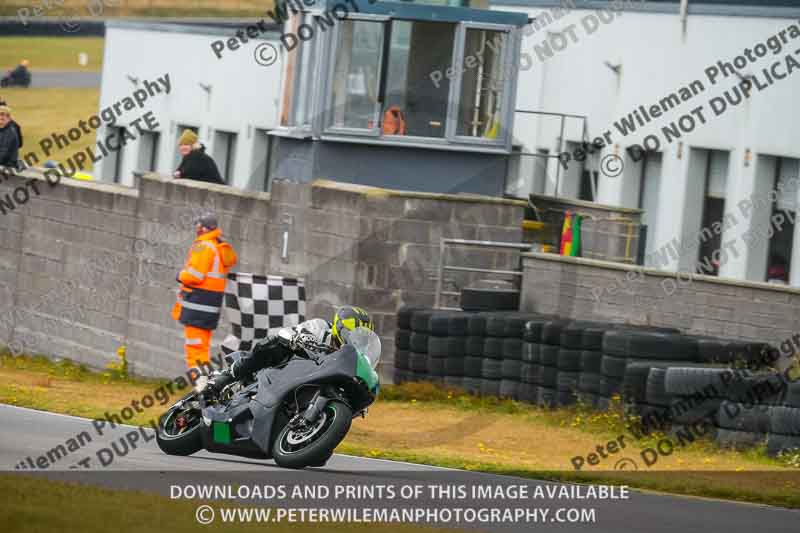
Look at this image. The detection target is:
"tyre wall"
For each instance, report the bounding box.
[395,308,800,457]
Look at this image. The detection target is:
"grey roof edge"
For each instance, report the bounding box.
[490,0,800,19]
[104,19,282,39]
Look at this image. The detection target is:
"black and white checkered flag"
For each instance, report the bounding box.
[221,273,306,355]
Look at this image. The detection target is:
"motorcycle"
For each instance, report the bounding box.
[1,70,31,88]
[155,327,381,469]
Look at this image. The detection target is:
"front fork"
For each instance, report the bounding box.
[294,386,353,428]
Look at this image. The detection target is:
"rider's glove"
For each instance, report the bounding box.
[206,369,235,394]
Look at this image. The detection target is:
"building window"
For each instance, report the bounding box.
[300,15,518,150]
[102,126,127,183]
[766,157,798,284]
[137,131,160,172]
[560,140,598,200]
[697,149,729,276]
[213,130,237,184]
[454,27,508,140]
[250,129,273,192]
[280,13,317,133]
[531,148,549,195]
[384,20,456,138]
[326,19,385,133]
[638,152,662,266]
[578,169,598,202]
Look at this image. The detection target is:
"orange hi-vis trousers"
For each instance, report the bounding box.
[184,325,212,369]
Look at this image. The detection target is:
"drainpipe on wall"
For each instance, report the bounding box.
[680,0,689,37]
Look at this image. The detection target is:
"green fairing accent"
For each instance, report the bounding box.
[356,353,380,393]
[212,421,231,444]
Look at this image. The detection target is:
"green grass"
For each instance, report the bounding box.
[1,87,100,170]
[0,37,104,72]
[1,474,471,533]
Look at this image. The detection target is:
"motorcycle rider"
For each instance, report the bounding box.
[207,306,373,393]
[3,60,31,87]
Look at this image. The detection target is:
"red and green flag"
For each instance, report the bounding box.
[559,212,582,257]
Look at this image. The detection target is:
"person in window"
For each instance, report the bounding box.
[173,129,225,185]
[767,254,789,284]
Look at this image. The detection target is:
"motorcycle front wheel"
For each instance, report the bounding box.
[156,393,204,456]
[272,401,352,469]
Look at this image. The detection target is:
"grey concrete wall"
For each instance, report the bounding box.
[0,172,139,369]
[520,252,800,344]
[0,171,524,382]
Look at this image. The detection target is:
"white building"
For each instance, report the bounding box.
[501,0,800,286]
[94,20,283,191]
[95,1,800,286]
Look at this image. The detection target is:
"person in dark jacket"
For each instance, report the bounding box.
[0,100,22,148]
[0,105,20,168]
[173,129,225,185]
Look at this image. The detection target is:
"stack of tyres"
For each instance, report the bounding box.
[538,319,570,407]
[408,309,435,381]
[557,321,609,407]
[553,322,606,409]
[767,379,800,456]
[499,316,526,399]
[694,336,776,370]
[462,313,488,395]
[713,372,787,449]
[639,361,733,430]
[481,314,508,397]
[576,324,607,409]
[497,313,547,400]
[428,311,471,389]
[520,319,546,404]
[603,329,697,410]
[393,306,421,383]
[662,366,783,447]
[556,325,580,407]
[599,330,628,407]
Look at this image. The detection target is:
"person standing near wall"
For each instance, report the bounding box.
[0,100,22,149]
[0,105,20,168]
[172,213,238,370]
[173,129,225,185]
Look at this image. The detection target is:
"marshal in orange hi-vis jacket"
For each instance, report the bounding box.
[172,213,237,368]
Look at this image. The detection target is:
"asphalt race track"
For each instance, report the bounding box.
[29,71,101,88]
[0,404,797,532]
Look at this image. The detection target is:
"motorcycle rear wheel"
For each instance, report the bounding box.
[272,401,352,469]
[156,393,203,456]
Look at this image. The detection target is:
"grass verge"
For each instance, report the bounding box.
[0,474,470,533]
[0,37,104,72]
[1,353,799,508]
[0,87,100,170]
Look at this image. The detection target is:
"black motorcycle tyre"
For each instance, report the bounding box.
[156,393,204,456]
[273,401,352,469]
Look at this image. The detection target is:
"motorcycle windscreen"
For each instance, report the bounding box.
[342,327,381,369]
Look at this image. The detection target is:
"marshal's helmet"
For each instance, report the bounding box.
[331,306,374,346]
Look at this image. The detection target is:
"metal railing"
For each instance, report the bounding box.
[434,238,533,310]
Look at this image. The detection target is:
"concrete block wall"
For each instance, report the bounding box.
[0,171,525,382]
[0,171,139,368]
[520,252,800,346]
